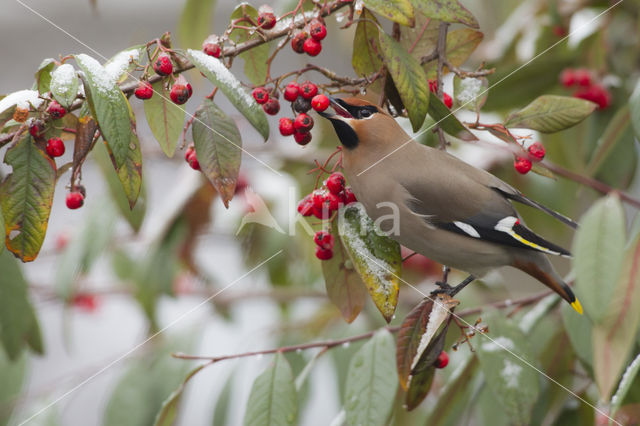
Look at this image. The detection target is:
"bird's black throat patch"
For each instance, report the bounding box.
[330,119,359,149]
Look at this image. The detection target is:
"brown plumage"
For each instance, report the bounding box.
[319,97,582,314]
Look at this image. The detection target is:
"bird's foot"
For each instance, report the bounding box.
[431,281,455,297]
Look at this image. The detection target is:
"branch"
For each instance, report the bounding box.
[171,288,554,363]
[443,59,495,78]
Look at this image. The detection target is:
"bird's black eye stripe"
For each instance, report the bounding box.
[356,106,377,119]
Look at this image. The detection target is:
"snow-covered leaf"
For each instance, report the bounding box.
[186,49,269,140]
[50,63,79,109]
[338,203,402,323]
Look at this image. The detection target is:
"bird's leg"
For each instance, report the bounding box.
[433,266,453,293]
[432,274,475,297]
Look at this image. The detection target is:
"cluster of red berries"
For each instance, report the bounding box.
[291,19,327,57]
[252,80,330,146]
[184,145,200,170]
[428,80,453,109]
[560,68,611,109]
[513,141,546,175]
[134,54,193,106]
[313,230,335,260]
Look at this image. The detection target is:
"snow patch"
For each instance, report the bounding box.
[104,49,140,81]
[75,54,118,99]
[0,90,43,113]
[456,78,483,105]
[501,360,522,388]
[481,336,515,352]
[187,49,254,109]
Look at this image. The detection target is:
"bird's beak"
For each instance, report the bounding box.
[318,97,353,120]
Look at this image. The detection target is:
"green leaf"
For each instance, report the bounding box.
[345,329,397,426]
[611,353,640,419]
[0,134,56,262]
[104,46,145,84]
[561,301,593,366]
[338,203,402,323]
[0,351,26,426]
[428,92,477,140]
[75,53,132,169]
[0,210,4,256]
[0,250,43,359]
[50,63,79,109]
[186,49,269,140]
[212,373,234,426]
[362,0,415,27]
[94,141,146,232]
[396,298,433,389]
[352,10,383,78]
[411,0,478,28]
[144,82,185,158]
[154,365,205,426]
[192,99,242,207]
[476,311,540,426]
[426,356,479,424]
[593,228,640,401]
[586,106,631,176]
[629,79,640,142]
[423,28,483,77]
[35,58,55,94]
[573,194,626,323]
[378,32,429,132]
[321,220,368,323]
[243,352,297,426]
[229,4,270,86]
[505,95,597,133]
[179,0,216,49]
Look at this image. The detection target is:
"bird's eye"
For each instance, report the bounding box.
[359,109,373,118]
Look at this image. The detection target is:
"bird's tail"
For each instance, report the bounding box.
[512,255,583,315]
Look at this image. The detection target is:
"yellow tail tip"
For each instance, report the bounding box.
[571,299,583,315]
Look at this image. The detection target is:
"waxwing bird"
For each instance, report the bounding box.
[318,97,583,314]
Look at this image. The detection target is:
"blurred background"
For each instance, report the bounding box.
[2,0,639,425]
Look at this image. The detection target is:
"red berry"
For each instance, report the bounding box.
[309,21,327,41]
[574,84,611,109]
[185,147,200,170]
[187,83,193,97]
[279,117,295,136]
[443,93,453,109]
[326,172,345,195]
[66,191,84,209]
[311,94,330,112]
[29,120,45,138]
[514,156,532,174]
[341,187,357,205]
[428,79,437,93]
[72,293,99,312]
[134,81,154,100]
[435,351,449,369]
[294,113,314,133]
[297,195,314,216]
[170,84,190,105]
[262,98,280,115]
[257,12,277,30]
[291,31,308,54]
[314,230,335,249]
[300,81,318,99]
[560,69,576,87]
[46,137,65,158]
[252,87,270,104]
[283,82,300,102]
[552,25,568,37]
[203,42,221,58]
[315,246,333,260]
[527,142,545,162]
[574,69,591,87]
[303,38,322,56]
[46,100,66,119]
[153,54,173,76]
[293,97,312,113]
[294,130,312,145]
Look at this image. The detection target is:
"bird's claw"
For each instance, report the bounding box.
[431,281,455,296]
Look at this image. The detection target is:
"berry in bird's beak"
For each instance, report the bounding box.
[318,97,353,119]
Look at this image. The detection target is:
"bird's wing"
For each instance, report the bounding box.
[400,147,571,256]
